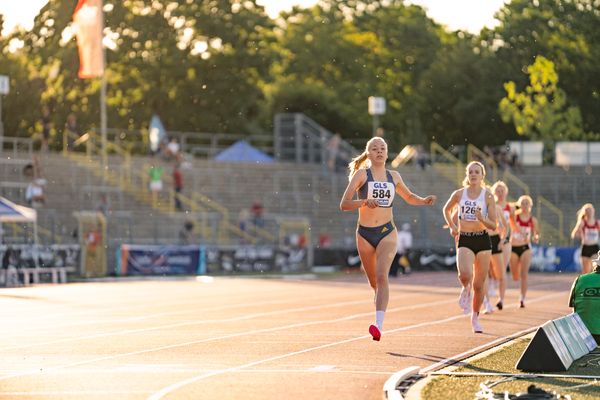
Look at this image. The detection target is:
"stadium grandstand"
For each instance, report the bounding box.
[2,112,600,279]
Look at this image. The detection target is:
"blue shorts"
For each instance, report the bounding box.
[357,221,395,249]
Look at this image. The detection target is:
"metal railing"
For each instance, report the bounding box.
[0,136,34,158]
[274,113,358,168]
[99,128,273,158]
[430,142,463,185]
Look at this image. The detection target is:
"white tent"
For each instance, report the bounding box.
[0,196,38,244]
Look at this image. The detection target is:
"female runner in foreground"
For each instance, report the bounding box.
[340,137,436,341]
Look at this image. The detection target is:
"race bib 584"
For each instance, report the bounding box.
[368,182,394,207]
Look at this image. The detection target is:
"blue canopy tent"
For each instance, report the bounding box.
[214,140,274,163]
[0,196,38,244]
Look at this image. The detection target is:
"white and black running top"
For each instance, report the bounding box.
[458,187,488,222]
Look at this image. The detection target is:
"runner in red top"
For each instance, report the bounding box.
[509,195,540,308]
[570,203,599,274]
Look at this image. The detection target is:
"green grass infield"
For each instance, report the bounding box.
[421,337,600,400]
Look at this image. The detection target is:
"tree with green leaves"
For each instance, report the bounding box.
[484,0,600,138]
[499,55,586,143]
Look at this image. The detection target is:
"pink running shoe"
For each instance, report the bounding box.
[369,325,381,341]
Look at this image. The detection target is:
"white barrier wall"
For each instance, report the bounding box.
[507,141,544,166]
[555,141,600,166]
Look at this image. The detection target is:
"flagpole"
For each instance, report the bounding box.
[100,0,107,172]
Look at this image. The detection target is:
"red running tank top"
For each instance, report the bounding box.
[513,213,533,242]
[582,220,599,245]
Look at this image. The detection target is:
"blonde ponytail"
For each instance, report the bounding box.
[347,137,388,181]
[576,203,593,223]
[348,151,370,181]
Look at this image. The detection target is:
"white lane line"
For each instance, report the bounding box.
[146,291,567,400]
[0,298,456,382]
[1,286,330,328]
[0,391,153,396]
[0,298,373,352]
[419,326,537,375]
[0,291,361,345]
[2,287,451,352]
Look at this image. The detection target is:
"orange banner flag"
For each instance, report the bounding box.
[73,0,104,78]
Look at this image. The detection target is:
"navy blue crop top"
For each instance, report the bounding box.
[357,169,396,208]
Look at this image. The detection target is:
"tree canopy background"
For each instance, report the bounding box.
[1,0,598,152]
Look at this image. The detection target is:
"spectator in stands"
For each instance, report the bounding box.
[165,137,180,161]
[326,133,341,173]
[96,193,112,218]
[570,203,599,274]
[318,232,331,248]
[509,150,524,173]
[390,223,413,277]
[40,105,52,153]
[64,113,79,151]
[251,200,264,228]
[172,163,184,211]
[340,137,436,341]
[178,220,195,245]
[148,164,164,206]
[508,195,540,309]
[569,252,600,342]
[23,156,46,208]
[415,145,429,170]
[238,208,250,233]
[443,161,497,333]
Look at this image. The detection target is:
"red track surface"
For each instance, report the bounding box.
[0,271,574,399]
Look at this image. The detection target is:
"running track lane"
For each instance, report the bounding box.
[0,272,574,400]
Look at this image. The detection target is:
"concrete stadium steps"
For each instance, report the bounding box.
[18,154,600,247]
[1,152,195,245]
[507,166,600,235]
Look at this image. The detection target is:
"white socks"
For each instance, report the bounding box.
[375,311,385,330]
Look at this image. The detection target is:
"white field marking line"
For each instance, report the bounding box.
[430,371,600,379]
[420,325,537,374]
[1,290,357,337]
[0,297,456,382]
[11,367,394,376]
[0,391,153,396]
[420,291,568,375]
[0,297,371,352]
[1,288,447,352]
[0,276,564,323]
[146,291,568,400]
[0,285,310,323]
